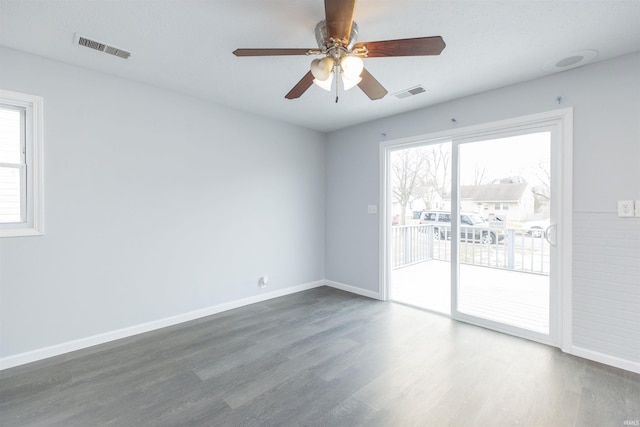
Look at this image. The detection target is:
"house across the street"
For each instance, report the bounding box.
[460,182,535,221]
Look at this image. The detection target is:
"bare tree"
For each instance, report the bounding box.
[531,159,551,213]
[532,159,551,200]
[417,175,438,211]
[424,144,451,199]
[391,148,427,225]
[472,164,487,185]
[391,143,452,223]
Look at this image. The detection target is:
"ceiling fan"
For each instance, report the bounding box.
[233,0,446,101]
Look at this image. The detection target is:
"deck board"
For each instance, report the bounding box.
[391,260,549,333]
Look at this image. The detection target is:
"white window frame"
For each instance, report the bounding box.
[0,89,44,237]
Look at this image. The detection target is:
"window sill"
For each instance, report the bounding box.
[0,226,44,238]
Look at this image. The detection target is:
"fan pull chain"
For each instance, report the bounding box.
[335,72,339,103]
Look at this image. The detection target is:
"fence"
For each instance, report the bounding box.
[391,224,549,275]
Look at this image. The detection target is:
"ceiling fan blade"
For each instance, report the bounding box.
[358,68,388,100]
[354,36,446,57]
[233,48,313,57]
[324,0,356,43]
[285,71,315,99]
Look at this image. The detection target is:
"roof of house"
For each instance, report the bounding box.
[459,183,529,202]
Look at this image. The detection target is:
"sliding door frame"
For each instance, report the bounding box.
[380,108,573,351]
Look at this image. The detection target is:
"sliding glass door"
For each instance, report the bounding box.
[384,110,571,347]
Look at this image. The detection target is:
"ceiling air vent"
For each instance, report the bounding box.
[393,85,426,100]
[74,34,132,59]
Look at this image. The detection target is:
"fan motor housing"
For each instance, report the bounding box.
[315,20,359,51]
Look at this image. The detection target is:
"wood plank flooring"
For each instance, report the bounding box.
[1,286,639,426]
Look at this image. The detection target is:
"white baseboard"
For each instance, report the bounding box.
[324,279,381,300]
[0,280,325,371]
[569,345,640,374]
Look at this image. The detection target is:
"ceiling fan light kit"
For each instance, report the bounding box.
[233,0,446,101]
[310,54,364,92]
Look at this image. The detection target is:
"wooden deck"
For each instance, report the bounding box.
[391,260,549,334]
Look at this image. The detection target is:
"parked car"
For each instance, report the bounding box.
[522,219,550,238]
[419,211,505,244]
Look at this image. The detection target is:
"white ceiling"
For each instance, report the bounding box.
[2,1,639,132]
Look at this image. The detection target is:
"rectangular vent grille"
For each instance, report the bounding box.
[74,34,132,59]
[393,85,426,99]
[104,46,131,59]
[78,37,106,51]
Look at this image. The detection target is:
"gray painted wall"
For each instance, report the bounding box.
[325,53,640,363]
[0,47,326,358]
[1,45,638,368]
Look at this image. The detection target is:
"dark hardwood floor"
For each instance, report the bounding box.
[1,286,638,426]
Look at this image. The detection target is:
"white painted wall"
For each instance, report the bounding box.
[0,47,326,360]
[326,53,640,367]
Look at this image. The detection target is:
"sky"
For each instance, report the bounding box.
[459,131,550,188]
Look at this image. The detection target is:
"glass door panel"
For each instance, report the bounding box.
[389,142,452,314]
[456,132,552,335]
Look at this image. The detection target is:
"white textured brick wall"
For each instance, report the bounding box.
[573,211,640,362]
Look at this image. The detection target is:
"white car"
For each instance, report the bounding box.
[522,219,550,238]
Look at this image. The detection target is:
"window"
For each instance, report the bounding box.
[0,90,43,237]
[424,212,437,221]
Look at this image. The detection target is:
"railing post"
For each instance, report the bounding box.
[506,228,515,270]
[427,225,433,260]
[391,227,397,268]
[403,226,411,265]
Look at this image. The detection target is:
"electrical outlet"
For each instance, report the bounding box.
[636,200,640,218]
[617,200,634,218]
[258,275,269,288]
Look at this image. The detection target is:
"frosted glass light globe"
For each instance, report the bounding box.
[310,57,335,81]
[340,56,364,80]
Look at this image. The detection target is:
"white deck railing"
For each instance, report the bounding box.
[391,224,549,275]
